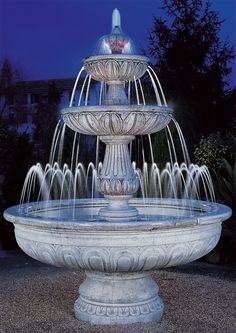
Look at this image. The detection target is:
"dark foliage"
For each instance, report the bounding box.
[2,133,33,207]
[148,0,235,152]
[0,132,33,250]
[32,81,61,162]
[0,59,14,121]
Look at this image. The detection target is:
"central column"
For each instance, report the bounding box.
[105,81,128,105]
[98,135,139,221]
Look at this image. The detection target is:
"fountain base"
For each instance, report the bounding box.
[99,195,138,221]
[74,271,164,325]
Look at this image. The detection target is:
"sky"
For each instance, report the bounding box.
[0,0,235,85]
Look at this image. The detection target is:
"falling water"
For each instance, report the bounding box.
[20,65,216,219]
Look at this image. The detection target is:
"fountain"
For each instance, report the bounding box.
[4,9,231,325]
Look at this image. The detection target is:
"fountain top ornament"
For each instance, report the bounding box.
[93,8,137,55]
[81,8,151,106]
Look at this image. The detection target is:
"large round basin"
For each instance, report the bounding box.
[4,198,231,325]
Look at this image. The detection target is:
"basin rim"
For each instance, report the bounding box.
[4,198,232,232]
[62,105,174,115]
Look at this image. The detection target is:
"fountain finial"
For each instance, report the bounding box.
[112,8,121,29]
[93,7,138,56]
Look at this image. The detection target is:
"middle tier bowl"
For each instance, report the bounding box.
[62,105,173,136]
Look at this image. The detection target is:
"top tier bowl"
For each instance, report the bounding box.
[83,55,150,82]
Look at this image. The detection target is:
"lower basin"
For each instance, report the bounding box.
[4,198,231,325]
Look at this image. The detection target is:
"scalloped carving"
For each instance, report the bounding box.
[98,178,139,195]
[63,111,172,136]
[74,296,163,318]
[84,56,149,82]
[15,233,220,272]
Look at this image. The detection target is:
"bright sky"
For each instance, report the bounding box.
[0,0,235,85]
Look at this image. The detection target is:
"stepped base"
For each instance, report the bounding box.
[74,272,164,325]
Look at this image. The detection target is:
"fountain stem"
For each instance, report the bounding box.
[98,135,139,221]
[105,81,128,105]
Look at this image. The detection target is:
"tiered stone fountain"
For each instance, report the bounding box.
[4,9,231,325]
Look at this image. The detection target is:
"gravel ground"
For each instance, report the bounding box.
[0,250,235,333]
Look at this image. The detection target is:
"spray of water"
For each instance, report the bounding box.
[20,65,215,219]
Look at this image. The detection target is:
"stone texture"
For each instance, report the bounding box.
[98,135,139,221]
[83,55,149,82]
[83,55,150,105]
[62,105,173,136]
[4,199,231,325]
[74,272,164,325]
[0,251,235,333]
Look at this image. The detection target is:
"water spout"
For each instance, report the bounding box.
[112,8,121,29]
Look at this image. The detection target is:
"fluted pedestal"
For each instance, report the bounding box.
[98,135,139,221]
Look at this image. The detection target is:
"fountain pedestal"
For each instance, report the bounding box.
[74,271,163,325]
[98,135,139,221]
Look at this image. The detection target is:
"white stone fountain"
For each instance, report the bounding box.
[4,9,231,325]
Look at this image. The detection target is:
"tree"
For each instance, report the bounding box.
[33,81,61,162]
[148,0,235,152]
[194,132,228,169]
[0,57,27,123]
[1,133,33,250]
[0,58,14,121]
[0,125,17,175]
[2,133,33,206]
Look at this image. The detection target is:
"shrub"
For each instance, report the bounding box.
[194,132,228,169]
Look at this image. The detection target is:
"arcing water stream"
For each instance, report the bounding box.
[20,65,215,218]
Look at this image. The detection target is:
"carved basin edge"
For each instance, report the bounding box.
[83,54,150,64]
[62,105,174,115]
[3,198,232,232]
